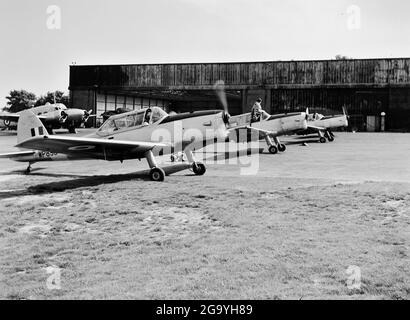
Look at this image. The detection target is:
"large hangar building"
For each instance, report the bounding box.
[69,58,410,131]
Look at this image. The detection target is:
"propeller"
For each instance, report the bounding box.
[342,106,350,119]
[213,80,231,126]
[83,109,93,122]
[59,110,68,123]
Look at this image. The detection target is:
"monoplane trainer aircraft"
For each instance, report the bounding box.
[298,107,349,143]
[0,103,94,134]
[227,111,308,154]
[213,80,308,154]
[10,106,233,181]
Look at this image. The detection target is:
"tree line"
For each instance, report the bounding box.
[3,90,70,113]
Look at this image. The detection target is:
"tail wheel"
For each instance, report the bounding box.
[192,162,206,176]
[268,145,278,154]
[149,167,165,182]
[319,137,326,143]
[278,144,287,152]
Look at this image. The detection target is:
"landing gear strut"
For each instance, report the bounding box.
[68,125,77,134]
[185,149,206,176]
[326,130,335,142]
[318,131,326,143]
[274,137,287,152]
[145,150,165,182]
[25,163,32,175]
[265,136,286,154]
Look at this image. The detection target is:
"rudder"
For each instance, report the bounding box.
[17,110,48,144]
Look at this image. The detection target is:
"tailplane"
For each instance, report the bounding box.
[17,110,49,145]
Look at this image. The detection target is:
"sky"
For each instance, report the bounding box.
[0,0,410,107]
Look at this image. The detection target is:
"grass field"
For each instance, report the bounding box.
[0,132,409,299]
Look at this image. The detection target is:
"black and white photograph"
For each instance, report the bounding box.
[0,0,409,305]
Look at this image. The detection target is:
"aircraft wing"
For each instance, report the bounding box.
[0,112,46,122]
[0,150,36,159]
[228,126,278,142]
[0,112,20,123]
[16,136,168,161]
[307,125,325,131]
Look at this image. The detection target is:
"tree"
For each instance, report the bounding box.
[5,90,37,113]
[335,54,351,60]
[35,91,70,107]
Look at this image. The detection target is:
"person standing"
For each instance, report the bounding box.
[251,97,263,123]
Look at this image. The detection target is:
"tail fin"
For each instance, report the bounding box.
[17,110,48,144]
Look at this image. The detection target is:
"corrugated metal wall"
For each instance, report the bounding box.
[70,59,410,89]
[271,88,388,114]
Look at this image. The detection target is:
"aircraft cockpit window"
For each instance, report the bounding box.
[98,119,117,135]
[123,114,136,127]
[113,118,128,129]
[134,112,145,126]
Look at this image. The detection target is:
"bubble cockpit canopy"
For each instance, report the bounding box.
[97,107,168,136]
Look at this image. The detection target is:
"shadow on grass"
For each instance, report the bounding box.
[0,168,85,178]
[0,164,192,199]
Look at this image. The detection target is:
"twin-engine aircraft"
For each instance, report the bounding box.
[0,103,94,134]
[298,107,349,143]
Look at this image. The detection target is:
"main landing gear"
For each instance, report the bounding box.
[144,149,207,182]
[25,162,33,175]
[68,125,77,134]
[325,130,335,142]
[185,149,206,176]
[145,150,165,182]
[265,136,286,155]
[318,130,335,143]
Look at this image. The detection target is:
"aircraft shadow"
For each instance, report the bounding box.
[0,168,84,178]
[0,163,193,199]
[203,148,264,161]
[284,139,323,145]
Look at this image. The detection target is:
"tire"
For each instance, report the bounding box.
[170,155,176,163]
[327,135,335,142]
[192,162,206,176]
[268,145,278,154]
[319,137,326,144]
[149,167,165,182]
[278,144,286,152]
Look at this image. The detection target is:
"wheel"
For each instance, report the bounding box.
[192,162,206,176]
[268,145,278,154]
[278,144,287,152]
[319,137,326,143]
[149,167,165,182]
[327,135,335,142]
[170,155,176,162]
[68,126,76,134]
